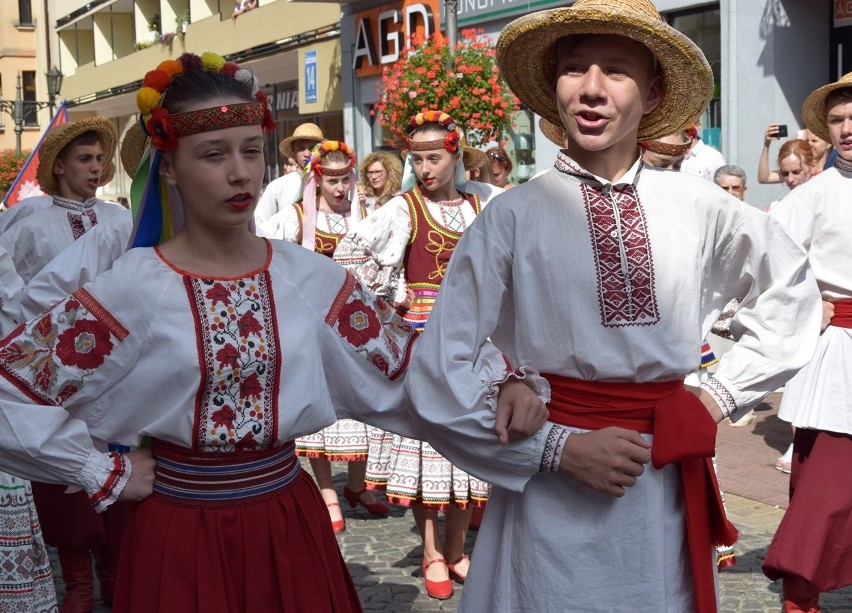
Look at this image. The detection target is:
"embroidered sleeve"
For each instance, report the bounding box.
[0,288,128,405]
[701,376,737,419]
[539,424,570,472]
[80,449,131,512]
[333,198,412,298]
[325,273,416,380]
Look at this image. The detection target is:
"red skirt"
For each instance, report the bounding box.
[763,428,852,591]
[31,482,105,549]
[113,442,361,613]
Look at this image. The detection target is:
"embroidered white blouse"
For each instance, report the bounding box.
[0,197,129,284]
[770,165,852,434]
[332,181,501,303]
[0,240,417,511]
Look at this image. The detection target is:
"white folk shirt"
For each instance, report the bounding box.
[405,151,821,612]
[254,173,303,224]
[681,139,726,182]
[0,196,128,285]
[770,166,852,435]
[0,195,53,235]
[0,241,417,511]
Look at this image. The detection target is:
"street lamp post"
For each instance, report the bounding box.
[0,66,64,156]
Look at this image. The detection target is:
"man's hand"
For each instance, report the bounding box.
[559,427,651,497]
[117,448,155,501]
[494,379,548,444]
[822,298,835,331]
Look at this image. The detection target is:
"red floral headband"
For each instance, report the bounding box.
[406,111,461,153]
[136,51,276,151]
[306,141,357,177]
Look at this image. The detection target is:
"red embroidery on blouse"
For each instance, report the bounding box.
[186,271,280,451]
[325,273,416,380]
[88,452,126,509]
[0,291,126,404]
[67,209,98,240]
[581,183,660,327]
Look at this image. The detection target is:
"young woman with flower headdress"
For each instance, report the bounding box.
[0,51,419,612]
[257,140,392,533]
[334,110,501,600]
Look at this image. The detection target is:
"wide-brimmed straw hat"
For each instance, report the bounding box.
[278,123,324,159]
[37,117,118,195]
[539,118,567,147]
[120,122,148,176]
[801,72,852,144]
[496,0,713,142]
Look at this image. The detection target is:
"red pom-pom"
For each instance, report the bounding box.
[221,62,240,77]
[143,70,171,93]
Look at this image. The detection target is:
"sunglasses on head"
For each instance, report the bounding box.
[488,152,507,163]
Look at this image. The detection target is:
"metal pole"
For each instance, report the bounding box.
[13,74,24,157]
[445,0,458,57]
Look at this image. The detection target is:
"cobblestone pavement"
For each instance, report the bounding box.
[53,394,852,611]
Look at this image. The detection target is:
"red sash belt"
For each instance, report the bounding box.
[831,299,852,328]
[543,374,738,613]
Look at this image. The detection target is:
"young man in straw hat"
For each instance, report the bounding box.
[0,116,130,613]
[254,122,323,223]
[404,1,821,611]
[762,72,852,613]
[0,117,126,285]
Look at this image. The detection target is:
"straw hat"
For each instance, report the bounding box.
[801,72,852,144]
[120,122,148,177]
[278,123,324,159]
[539,118,567,147]
[496,0,714,142]
[641,132,691,156]
[36,117,118,195]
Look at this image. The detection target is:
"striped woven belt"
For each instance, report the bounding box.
[151,439,301,508]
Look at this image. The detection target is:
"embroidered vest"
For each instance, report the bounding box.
[295,202,366,257]
[398,185,480,331]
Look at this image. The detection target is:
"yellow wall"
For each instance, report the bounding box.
[0,0,39,151]
[299,39,342,114]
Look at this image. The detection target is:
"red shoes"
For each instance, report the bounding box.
[422,558,453,600]
[447,554,470,583]
[343,486,390,517]
[326,502,345,534]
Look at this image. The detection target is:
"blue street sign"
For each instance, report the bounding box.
[305,50,317,104]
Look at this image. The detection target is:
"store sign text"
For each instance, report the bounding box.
[836,0,852,28]
[353,0,441,77]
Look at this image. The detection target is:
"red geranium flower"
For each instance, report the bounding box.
[147,107,178,152]
[55,319,114,370]
[337,300,381,347]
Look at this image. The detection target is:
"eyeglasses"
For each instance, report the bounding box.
[366,170,386,177]
[488,152,508,163]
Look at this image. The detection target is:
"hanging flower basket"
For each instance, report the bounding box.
[373,29,519,149]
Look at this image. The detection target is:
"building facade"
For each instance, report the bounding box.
[38,0,345,199]
[0,0,54,153]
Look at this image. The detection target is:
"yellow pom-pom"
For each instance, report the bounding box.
[157,59,183,77]
[136,87,162,115]
[327,141,339,151]
[201,52,226,72]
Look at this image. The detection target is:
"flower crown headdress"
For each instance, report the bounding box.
[306,141,357,178]
[136,51,275,151]
[300,139,362,252]
[406,111,461,153]
[128,51,275,249]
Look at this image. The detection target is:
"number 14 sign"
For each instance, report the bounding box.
[304,50,318,104]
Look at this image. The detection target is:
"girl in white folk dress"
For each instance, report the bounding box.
[0,51,419,612]
[258,141,391,533]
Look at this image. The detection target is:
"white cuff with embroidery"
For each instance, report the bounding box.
[79,449,132,513]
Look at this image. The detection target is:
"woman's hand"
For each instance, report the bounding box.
[118,448,156,501]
